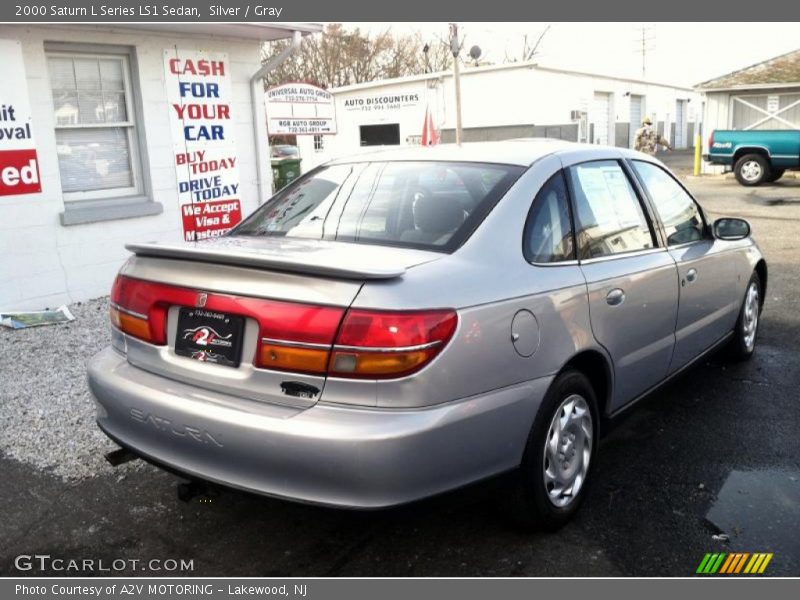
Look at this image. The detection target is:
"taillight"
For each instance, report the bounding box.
[255,304,344,374]
[329,309,458,378]
[708,131,714,149]
[110,275,457,379]
[110,275,165,343]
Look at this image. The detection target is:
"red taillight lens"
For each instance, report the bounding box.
[708,131,714,149]
[329,309,458,378]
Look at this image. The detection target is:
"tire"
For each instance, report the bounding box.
[734,154,771,186]
[504,369,599,531]
[726,271,762,361]
[768,169,785,182]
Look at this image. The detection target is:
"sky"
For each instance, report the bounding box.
[348,23,798,87]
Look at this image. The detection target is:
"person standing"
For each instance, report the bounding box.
[634,117,672,155]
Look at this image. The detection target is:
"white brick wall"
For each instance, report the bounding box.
[0,25,271,310]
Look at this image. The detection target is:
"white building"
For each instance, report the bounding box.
[0,23,320,311]
[298,61,703,170]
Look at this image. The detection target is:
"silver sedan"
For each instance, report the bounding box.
[89,140,766,529]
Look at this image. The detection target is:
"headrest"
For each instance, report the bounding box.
[412,193,464,234]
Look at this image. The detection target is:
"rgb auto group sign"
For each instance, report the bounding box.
[0,39,41,197]
[265,83,337,135]
[164,49,242,241]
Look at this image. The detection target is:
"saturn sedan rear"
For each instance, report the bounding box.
[89,140,766,529]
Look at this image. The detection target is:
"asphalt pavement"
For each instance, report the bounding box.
[2,175,798,577]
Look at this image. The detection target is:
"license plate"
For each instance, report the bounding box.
[174,307,244,368]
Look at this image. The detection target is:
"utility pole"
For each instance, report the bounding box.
[449,23,463,145]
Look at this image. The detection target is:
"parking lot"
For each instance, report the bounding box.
[1,174,798,577]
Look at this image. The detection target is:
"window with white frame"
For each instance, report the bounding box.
[313,134,324,152]
[47,49,143,202]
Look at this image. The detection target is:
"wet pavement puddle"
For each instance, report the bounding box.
[706,469,800,570]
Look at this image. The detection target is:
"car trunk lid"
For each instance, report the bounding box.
[114,237,443,408]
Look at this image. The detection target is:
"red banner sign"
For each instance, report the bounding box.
[0,149,41,197]
[180,199,242,242]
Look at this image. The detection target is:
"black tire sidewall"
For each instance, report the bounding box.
[730,271,762,359]
[735,154,771,186]
[515,370,599,530]
[768,169,785,182]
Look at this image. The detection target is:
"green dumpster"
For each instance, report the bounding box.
[271,158,302,191]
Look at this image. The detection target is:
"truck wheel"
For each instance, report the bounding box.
[768,169,785,182]
[503,369,598,531]
[734,154,771,186]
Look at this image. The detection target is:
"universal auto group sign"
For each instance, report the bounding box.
[265,83,337,135]
[0,39,41,197]
[164,49,242,241]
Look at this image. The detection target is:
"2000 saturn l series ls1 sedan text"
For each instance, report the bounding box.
[88,140,766,529]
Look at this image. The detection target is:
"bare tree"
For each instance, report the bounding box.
[504,25,551,63]
[263,24,439,89]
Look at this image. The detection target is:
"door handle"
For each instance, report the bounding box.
[606,288,626,306]
[686,268,698,283]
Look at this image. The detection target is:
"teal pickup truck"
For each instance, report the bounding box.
[705,129,800,186]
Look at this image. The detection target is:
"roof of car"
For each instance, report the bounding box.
[325,139,606,167]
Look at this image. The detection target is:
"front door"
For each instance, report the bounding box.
[629,159,738,372]
[566,159,679,410]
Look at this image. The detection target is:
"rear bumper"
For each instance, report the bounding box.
[88,347,548,508]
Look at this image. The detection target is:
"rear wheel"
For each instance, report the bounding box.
[734,154,771,186]
[504,370,598,530]
[767,169,785,182]
[726,272,762,361]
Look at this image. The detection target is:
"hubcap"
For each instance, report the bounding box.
[741,160,763,182]
[543,394,593,508]
[742,281,760,350]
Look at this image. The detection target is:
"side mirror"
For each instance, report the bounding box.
[713,218,751,241]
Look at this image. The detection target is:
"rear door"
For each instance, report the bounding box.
[629,159,737,372]
[566,159,679,411]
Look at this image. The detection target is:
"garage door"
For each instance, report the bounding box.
[629,95,644,147]
[592,92,611,145]
[732,91,800,130]
[674,99,688,148]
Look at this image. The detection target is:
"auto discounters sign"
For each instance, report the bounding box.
[164,49,242,241]
[265,83,337,135]
[0,39,41,197]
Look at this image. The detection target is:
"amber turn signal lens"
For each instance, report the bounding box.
[259,344,330,374]
[330,350,431,377]
[110,306,152,342]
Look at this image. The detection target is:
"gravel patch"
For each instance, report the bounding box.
[0,296,142,480]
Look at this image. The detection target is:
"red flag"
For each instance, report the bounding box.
[421,106,439,146]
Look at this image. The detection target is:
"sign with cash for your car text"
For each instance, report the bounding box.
[265,83,337,135]
[0,39,41,197]
[164,49,242,241]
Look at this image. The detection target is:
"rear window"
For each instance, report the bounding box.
[232,161,523,252]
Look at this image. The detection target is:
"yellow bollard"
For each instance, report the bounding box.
[693,133,702,176]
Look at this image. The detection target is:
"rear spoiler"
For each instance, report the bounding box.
[125,242,406,280]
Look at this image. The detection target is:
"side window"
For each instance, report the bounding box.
[632,161,705,245]
[567,161,655,259]
[523,172,575,263]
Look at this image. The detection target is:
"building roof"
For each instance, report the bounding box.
[329,59,694,95]
[696,48,800,91]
